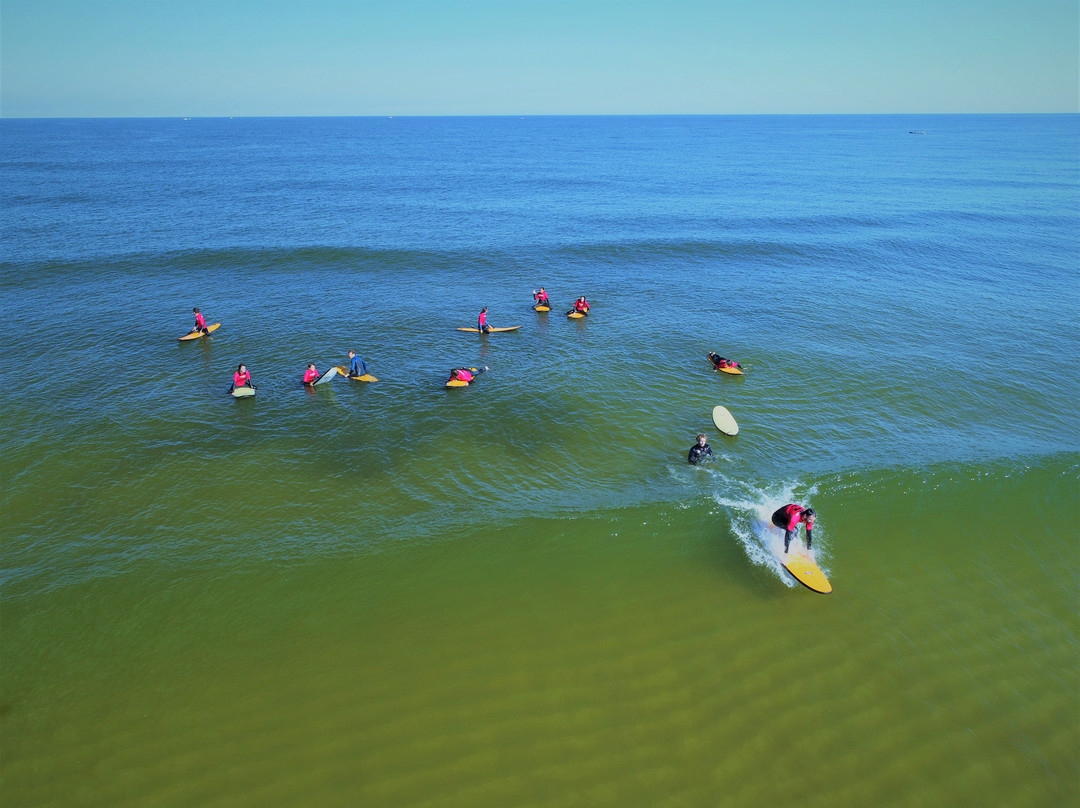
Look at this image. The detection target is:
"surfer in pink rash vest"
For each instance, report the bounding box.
[302,363,320,386]
[191,307,209,335]
[232,364,252,390]
[772,504,815,554]
[452,368,474,383]
[477,307,490,333]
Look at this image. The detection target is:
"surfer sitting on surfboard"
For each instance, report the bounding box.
[347,350,367,378]
[687,434,714,464]
[571,296,590,316]
[478,307,490,334]
[191,307,210,336]
[302,363,320,386]
[708,352,742,371]
[533,288,549,306]
[231,363,252,392]
[772,504,815,554]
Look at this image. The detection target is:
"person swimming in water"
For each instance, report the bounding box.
[302,363,320,386]
[772,504,816,554]
[687,433,713,464]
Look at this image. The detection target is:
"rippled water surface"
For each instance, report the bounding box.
[2,115,1078,806]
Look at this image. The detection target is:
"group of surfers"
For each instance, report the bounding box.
[195,291,592,393]
[228,349,369,393]
[472,289,589,334]
[197,303,815,554]
[686,354,815,555]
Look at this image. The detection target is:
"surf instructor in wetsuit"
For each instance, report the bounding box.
[772,504,815,554]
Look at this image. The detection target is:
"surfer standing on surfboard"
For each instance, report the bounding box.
[772,504,815,554]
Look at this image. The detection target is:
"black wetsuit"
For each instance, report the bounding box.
[688,443,713,464]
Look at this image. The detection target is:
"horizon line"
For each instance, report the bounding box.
[3,111,1077,121]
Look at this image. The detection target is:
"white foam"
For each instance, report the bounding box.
[708,474,823,587]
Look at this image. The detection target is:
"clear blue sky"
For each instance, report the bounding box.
[2,0,1077,117]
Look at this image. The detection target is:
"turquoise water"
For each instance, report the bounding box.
[1,115,1078,806]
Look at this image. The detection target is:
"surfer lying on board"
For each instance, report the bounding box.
[772,504,815,554]
[478,307,491,333]
[231,364,252,392]
[347,350,367,378]
[191,307,210,336]
[448,366,488,384]
[687,434,713,464]
[568,296,590,315]
[533,288,550,306]
[302,363,320,386]
[707,352,742,370]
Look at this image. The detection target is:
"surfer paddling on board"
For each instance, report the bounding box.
[302,363,320,386]
[190,307,210,336]
[231,363,252,392]
[708,352,742,371]
[772,504,816,555]
[477,307,491,334]
[449,366,488,384]
[347,350,367,378]
[687,434,714,464]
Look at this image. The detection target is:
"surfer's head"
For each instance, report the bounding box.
[803,508,815,524]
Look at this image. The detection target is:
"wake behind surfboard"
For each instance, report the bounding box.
[753,518,832,593]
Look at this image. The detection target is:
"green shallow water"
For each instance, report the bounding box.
[3,457,1076,807]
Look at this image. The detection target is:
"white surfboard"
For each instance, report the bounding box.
[313,367,338,385]
[711,405,739,435]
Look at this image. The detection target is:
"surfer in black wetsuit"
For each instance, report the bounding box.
[688,434,714,464]
[772,504,815,554]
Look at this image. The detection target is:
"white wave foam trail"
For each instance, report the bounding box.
[708,472,823,588]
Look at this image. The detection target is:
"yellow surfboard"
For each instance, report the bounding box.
[446,367,480,387]
[779,550,833,594]
[567,312,586,319]
[534,305,551,312]
[456,326,522,333]
[334,366,378,382]
[719,366,744,375]
[178,323,220,340]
